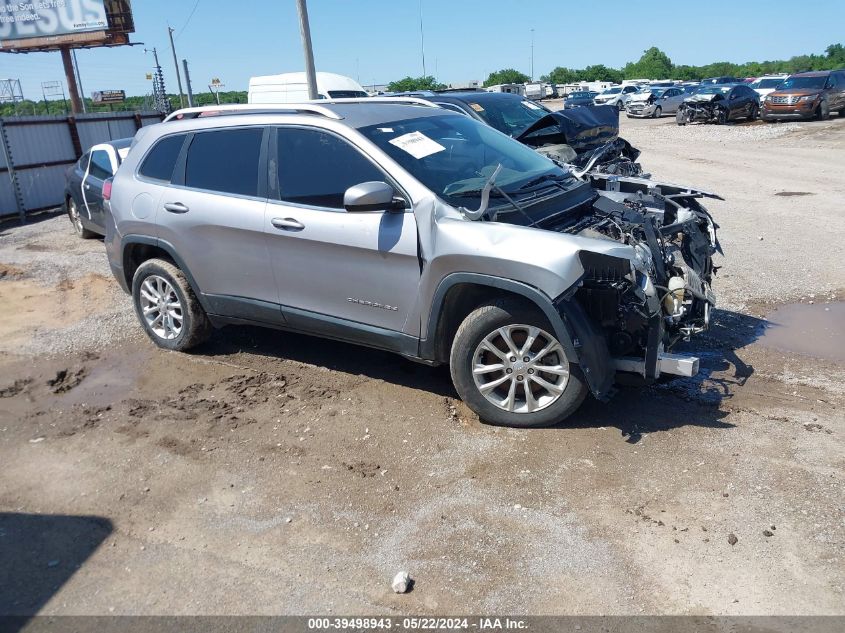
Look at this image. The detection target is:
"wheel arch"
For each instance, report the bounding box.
[420,273,579,365]
[121,236,211,313]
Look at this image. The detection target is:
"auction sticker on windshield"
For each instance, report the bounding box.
[469,103,485,112]
[523,101,542,110]
[388,131,445,159]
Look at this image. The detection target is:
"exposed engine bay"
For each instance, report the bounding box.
[461,154,721,391]
[565,174,720,383]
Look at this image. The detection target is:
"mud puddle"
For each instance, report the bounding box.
[760,301,845,363]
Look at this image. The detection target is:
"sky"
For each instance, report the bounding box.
[2,0,844,100]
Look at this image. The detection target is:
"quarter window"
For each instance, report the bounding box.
[88,150,112,180]
[276,128,385,209]
[185,128,264,197]
[139,134,186,183]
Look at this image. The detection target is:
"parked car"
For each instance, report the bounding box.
[676,84,760,125]
[761,70,845,121]
[418,91,551,137]
[417,92,640,174]
[749,75,787,99]
[64,138,132,238]
[106,101,719,427]
[593,85,640,110]
[563,91,598,109]
[699,76,741,85]
[626,86,686,118]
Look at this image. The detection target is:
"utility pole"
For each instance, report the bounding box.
[167,26,185,108]
[419,0,426,77]
[295,0,318,100]
[182,59,194,107]
[59,47,83,114]
[530,28,535,81]
[72,49,87,113]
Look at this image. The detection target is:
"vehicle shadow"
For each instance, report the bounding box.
[0,512,113,629]
[0,207,64,235]
[196,307,764,441]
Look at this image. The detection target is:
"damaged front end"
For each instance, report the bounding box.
[514,105,646,177]
[538,175,721,396]
[677,93,729,125]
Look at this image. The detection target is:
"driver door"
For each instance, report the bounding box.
[265,126,421,339]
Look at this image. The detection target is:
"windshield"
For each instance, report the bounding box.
[328,90,369,98]
[601,87,622,95]
[358,114,565,207]
[696,85,733,95]
[778,76,826,91]
[752,78,784,89]
[568,92,592,98]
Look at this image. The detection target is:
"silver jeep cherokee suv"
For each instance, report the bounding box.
[105,99,720,427]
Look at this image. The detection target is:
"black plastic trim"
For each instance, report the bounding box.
[421,273,579,362]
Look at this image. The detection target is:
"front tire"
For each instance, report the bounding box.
[652,106,662,119]
[449,299,588,427]
[132,258,212,351]
[816,101,830,120]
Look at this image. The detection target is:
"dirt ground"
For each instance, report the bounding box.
[1,114,843,616]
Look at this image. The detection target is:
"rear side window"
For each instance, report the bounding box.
[185,128,264,197]
[89,149,112,180]
[276,128,385,209]
[139,134,185,182]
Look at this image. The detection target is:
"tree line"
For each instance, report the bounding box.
[390,43,845,91]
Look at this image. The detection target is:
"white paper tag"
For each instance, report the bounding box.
[388,131,445,159]
[523,101,542,110]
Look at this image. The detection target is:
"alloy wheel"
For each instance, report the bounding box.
[68,200,82,234]
[139,275,183,340]
[471,324,570,414]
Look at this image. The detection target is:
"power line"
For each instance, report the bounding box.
[176,0,202,39]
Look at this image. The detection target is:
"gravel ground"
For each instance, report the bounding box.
[0,215,139,356]
[1,114,844,617]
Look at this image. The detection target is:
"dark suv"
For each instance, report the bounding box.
[761,70,845,121]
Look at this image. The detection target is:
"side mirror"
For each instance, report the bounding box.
[343,181,406,213]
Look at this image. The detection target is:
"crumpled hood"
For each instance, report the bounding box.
[685,92,724,103]
[628,92,654,103]
[515,105,619,154]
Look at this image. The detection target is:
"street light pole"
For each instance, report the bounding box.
[419,0,426,77]
[295,0,318,100]
[530,28,535,81]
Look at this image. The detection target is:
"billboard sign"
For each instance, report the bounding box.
[92,89,124,104]
[0,1,108,42]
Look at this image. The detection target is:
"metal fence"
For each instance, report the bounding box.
[0,111,163,220]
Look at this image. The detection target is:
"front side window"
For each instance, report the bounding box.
[88,150,112,180]
[185,128,264,197]
[139,134,186,183]
[276,128,385,209]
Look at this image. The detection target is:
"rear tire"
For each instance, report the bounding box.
[132,258,212,352]
[67,198,96,239]
[449,299,588,428]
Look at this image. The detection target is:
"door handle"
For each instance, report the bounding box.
[271,217,305,231]
[163,202,189,214]
[84,184,91,190]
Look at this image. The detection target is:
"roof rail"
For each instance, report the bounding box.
[163,103,343,122]
[162,97,438,123]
